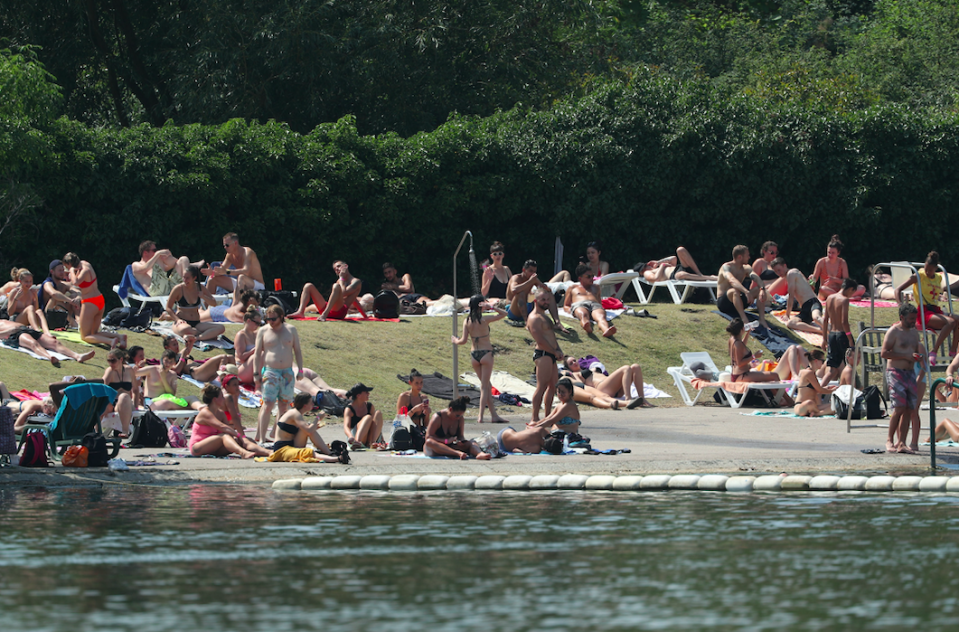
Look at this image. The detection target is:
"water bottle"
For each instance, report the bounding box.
[562,433,570,453]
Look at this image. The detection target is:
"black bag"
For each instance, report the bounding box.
[316,390,348,417]
[410,425,426,451]
[130,410,169,448]
[373,291,399,319]
[328,440,348,457]
[120,307,152,329]
[103,307,127,326]
[387,426,413,451]
[259,290,297,314]
[81,432,109,467]
[45,309,69,330]
[543,431,567,455]
[834,393,864,419]
[863,385,887,419]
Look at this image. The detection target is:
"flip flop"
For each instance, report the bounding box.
[860,448,885,454]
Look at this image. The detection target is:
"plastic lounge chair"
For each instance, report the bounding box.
[667,352,723,406]
[595,271,640,300]
[113,264,168,312]
[631,274,718,305]
[717,381,790,409]
[17,383,120,461]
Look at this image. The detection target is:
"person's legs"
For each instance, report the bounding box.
[774,345,804,381]
[325,283,345,313]
[17,334,58,366]
[115,392,133,435]
[193,322,225,341]
[545,293,570,333]
[930,418,959,443]
[189,355,229,382]
[548,271,571,283]
[887,408,903,452]
[573,306,593,334]
[257,400,275,443]
[925,313,952,356]
[79,302,122,347]
[571,387,617,410]
[478,354,505,423]
[590,307,616,338]
[724,288,751,325]
[793,400,820,417]
[192,435,257,458]
[37,333,95,362]
[532,355,557,422]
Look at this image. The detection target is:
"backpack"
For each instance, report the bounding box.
[120,307,152,329]
[167,423,187,448]
[20,432,49,467]
[103,307,127,327]
[45,309,69,330]
[0,405,15,455]
[399,298,427,316]
[387,426,413,451]
[259,290,297,314]
[316,390,348,417]
[863,385,887,419]
[81,432,109,467]
[410,425,426,451]
[373,291,399,319]
[130,410,169,448]
[833,392,864,419]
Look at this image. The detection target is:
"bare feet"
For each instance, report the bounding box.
[490,416,509,423]
[582,322,593,334]
[602,325,617,338]
[240,450,257,459]
[110,337,119,350]
[78,350,95,362]
[553,322,572,334]
[476,452,491,460]
[49,357,60,368]
[886,440,898,453]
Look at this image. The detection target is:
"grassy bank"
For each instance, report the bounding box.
[0,302,903,414]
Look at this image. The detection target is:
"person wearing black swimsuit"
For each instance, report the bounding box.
[396,368,432,427]
[272,393,349,462]
[727,318,779,383]
[102,348,138,438]
[343,383,385,449]
[165,265,225,341]
[793,352,836,417]
[452,294,509,423]
[424,396,492,460]
[481,241,512,301]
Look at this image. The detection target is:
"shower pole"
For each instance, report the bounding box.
[452,231,474,399]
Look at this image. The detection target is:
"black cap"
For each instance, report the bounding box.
[347,383,374,398]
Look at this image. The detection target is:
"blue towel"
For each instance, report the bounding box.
[116,265,149,300]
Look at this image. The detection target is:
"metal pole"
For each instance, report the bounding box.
[928,377,948,471]
[452,231,473,399]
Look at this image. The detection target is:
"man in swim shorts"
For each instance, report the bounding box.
[771,257,824,335]
[528,286,563,422]
[717,245,768,328]
[565,264,617,338]
[253,304,304,443]
[881,303,923,454]
[822,278,858,385]
[317,261,368,320]
[203,232,265,303]
[507,259,570,333]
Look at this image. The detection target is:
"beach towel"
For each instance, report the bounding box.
[10,390,44,402]
[397,371,482,407]
[559,307,625,322]
[851,299,898,308]
[712,311,796,358]
[743,410,835,419]
[116,264,150,301]
[288,314,401,323]
[460,371,538,400]
[629,382,672,399]
[48,330,94,346]
[267,446,320,462]
[769,310,824,348]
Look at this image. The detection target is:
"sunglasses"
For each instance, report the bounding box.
[108,358,118,363]
[265,316,279,322]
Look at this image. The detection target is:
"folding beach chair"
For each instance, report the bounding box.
[17,383,120,462]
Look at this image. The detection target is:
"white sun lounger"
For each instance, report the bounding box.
[595,271,641,300]
[667,351,792,408]
[629,274,718,305]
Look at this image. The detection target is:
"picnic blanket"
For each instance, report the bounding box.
[743,410,835,419]
[460,371,538,399]
[397,371,482,407]
[712,311,796,359]
[770,310,824,348]
[852,299,898,308]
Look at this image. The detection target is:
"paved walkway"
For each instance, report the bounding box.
[3,405,953,486]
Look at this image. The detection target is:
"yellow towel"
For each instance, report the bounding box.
[267,446,319,463]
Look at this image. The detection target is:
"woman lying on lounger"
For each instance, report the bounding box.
[727,318,780,383]
[635,247,718,283]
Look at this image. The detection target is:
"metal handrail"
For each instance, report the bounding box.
[845,326,890,432]
[926,377,956,471]
[451,231,473,399]
[870,261,953,356]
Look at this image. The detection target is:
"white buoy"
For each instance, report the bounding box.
[272,479,302,490]
[474,475,507,490]
[780,475,813,491]
[359,475,392,490]
[808,475,841,491]
[557,474,589,489]
[837,475,869,491]
[864,476,896,492]
[639,474,672,490]
[388,475,421,491]
[724,476,756,492]
[301,477,334,490]
[330,475,362,490]
[891,476,923,492]
[752,475,783,491]
[584,475,617,490]
[612,476,644,491]
[417,475,450,490]
[667,475,701,490]
[529,475,561,490]
[446,475,479,490]
[502,475,533,490]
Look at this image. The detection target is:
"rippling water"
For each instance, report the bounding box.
[2,485,958,631]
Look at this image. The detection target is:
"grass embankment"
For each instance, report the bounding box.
[0,302,904,415]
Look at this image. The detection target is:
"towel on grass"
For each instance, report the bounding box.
[851,299,898,308]
[629,383,672,399]
[921,440,959,447]
[769,310,824,348]
[397,371,482,407]
[559,307,625,322]
[460,371,538,400]
[288,314,401,323]
[690,377,793,394]
[49,330,94,346]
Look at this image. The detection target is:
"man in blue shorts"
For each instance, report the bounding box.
[253,304,304,444]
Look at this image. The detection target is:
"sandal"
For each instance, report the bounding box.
[611,400,620,410]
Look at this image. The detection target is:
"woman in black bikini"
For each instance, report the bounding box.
[793,351,837,417]
[452,294,508,423]
[396,368,431,428]
[273,393,349,462]
[165,266,225,341]
[342,383,385,449]
[424,396,492,460]
[727,318,779,383]
[102,348,138,438]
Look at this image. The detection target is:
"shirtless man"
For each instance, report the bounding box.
[752,241,787,296]
[881,303,923,454]
[203,232,264,303]
[821,278,858,384]
[40,260,80,328]
[320,261,368,321]
[136,350,202,411]
[770,257,823,335]
[381,262,428,305]
[0,319,95,366]
[132,240,203,296]
[507,259,570,333]
[253,305,304,442]
[717,245,767,328]
[565,264,616,338]
[528,286,564,421]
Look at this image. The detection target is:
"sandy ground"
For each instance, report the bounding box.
[3,405,955,487]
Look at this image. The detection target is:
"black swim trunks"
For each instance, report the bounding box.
[533,349,558,364]
[798,298,823,325]
[717,292,748,319]
[826,331,850,368]
[4,327,42,349]
[669,264,688,281]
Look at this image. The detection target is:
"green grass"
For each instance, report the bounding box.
[0,302,909,412]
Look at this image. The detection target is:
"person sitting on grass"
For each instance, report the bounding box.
[7,267,51,337]
[343,383,385,449]
[424,396,492,460]
[527,377,580,434]
[272,393,350,463]
[565,264,617,338]
[189,384,271,459]
[793,352,837,417]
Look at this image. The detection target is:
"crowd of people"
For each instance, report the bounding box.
[2,231,954,461]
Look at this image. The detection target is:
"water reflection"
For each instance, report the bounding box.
[1,486,958,631]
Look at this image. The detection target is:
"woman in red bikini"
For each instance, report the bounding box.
[62,252,125,348]
[809,235,865,302]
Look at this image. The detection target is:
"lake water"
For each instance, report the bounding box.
[2,484,958,631]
